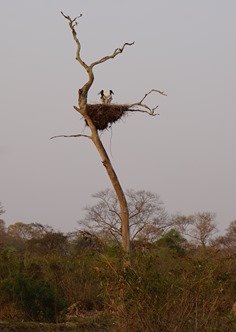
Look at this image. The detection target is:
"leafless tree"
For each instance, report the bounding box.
[0,220,6,243]
[0,202,5,217]
[213,219,236,254]
[224,219,236,247]
[80,189,168,243]
[7,222,53,240]
[51,12,166,253]
[172,212,218,247]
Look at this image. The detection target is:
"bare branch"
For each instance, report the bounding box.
[50,134,91,140]
[127,106,159,116]
[61,12,134,103]
[91,42,135,68]
[60,11,70,19]
[72,15,82,24]
[128,89,167,115]
[140,89,167,103]
[109,209,122,221]
[131,223,147,241]
[61,11,82,28]
[61,11,89,75]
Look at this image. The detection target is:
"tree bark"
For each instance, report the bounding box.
[92,133,130,252]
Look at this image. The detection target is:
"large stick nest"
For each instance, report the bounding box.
[85,104,129,130]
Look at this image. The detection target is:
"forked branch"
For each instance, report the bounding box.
[128,89,167,115]
[60,12,82,27]
[61,11,134,86]
[61,11,89,74]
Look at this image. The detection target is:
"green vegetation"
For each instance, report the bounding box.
[0,218,235,331]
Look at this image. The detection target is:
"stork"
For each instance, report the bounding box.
[98,90,114,104]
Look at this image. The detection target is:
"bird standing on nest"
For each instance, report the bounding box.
[98,90,114,104]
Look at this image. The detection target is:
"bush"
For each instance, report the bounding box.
[1,274,66,322]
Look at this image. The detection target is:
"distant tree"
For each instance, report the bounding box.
[70,230,104,252]
[0,202,5,216]
[213,219,236,253]
[0,203,6,244]
[6,222,68,254]
[28,231,68,254]
[51,12,166,253]
[7,222,52,240]
[224,219,236,247]
[80,189,168,243]
[172,212,218,247]
[7,222,32,240]
[0,220,6,234]
[0,203,6,239]
[155,229,188,255]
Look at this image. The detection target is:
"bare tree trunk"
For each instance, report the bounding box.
[91,128,130,252]
[75,101,130,253]
[76,87,130,251]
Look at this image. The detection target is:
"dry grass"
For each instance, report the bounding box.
[85,104,129,130]
[0,303,24,320]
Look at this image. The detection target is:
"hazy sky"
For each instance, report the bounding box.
[1,1,236,234]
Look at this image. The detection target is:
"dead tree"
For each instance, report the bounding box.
[51,12,166,253]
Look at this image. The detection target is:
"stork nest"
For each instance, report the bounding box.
[85,104,130,130]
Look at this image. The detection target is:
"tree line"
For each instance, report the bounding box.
[0,196,235,330]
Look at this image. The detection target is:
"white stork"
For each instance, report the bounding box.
[98,90,114,104]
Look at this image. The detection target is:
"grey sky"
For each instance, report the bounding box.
[1,1,236,233]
